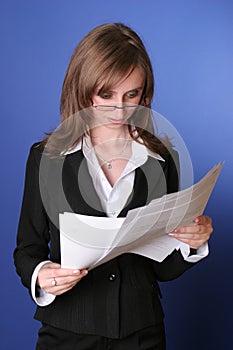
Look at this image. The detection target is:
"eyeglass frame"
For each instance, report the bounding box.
[92,104,139,112]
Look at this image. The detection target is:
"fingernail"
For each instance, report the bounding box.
[73,269,80,274]
[168,233,175,236]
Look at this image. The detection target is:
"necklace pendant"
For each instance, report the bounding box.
[107,162,112,169]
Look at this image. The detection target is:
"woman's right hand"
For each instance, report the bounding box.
[37,261,88,296]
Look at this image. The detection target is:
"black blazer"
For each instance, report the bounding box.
[14,144,196,339]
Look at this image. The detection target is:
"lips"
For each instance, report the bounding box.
[108,118,124,124]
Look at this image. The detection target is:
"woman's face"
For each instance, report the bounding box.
[91,67,145,129]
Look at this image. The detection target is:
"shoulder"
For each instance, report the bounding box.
[30,142,45,153]
[148,147,179,171]
[161,148,179,167]
[22,143,44,179]
[28,141,84,169]
[27,142,45,165]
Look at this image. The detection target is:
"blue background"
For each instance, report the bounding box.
[1,0,232,348]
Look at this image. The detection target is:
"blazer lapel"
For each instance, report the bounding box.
[119,157,167,217]
[63,151,106,216]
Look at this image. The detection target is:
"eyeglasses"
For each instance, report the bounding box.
[92,105,138,111]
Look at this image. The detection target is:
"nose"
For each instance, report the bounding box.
[114,95,125,106]
[112,96,125,118]
[111,108,122,121]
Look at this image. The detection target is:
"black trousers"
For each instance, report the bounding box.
[36,323,166,350]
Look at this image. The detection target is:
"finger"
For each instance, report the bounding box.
[52,267,89,278]
[169,225,206,235]
[171,232,209,241]
[174,236,205,249]
[50,270,88,288]
[169,234,210,247]
[46,279,79,294]
[194,215,212,225]
[170,221,213,235]
[53,282,78,296]
[169,228,212,242]
[42,267,83,279]
[46,272,88,294]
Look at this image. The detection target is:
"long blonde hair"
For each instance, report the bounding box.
[42,23,169,156]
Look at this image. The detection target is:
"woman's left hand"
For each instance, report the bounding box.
[169,215,213,249]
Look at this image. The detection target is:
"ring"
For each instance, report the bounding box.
[51,278,57,287]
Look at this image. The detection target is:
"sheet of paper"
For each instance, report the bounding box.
[60,213,124,268]
[59,163,223,269]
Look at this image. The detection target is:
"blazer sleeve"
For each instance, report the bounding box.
[152,249,195,281]
[152,149,196,281]
[14,145,50,291]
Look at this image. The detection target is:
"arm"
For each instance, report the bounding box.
[152,249,195,282]
[14,145,88,301]
[152,151,213,281]
[14,145,51,291]
[166,151,213,251]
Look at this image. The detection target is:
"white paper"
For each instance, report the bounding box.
[59,163,223,269]
[60,213,124,269]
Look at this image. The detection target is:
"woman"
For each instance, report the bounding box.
[14,23,213,350]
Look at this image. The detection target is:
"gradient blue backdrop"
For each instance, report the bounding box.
[1,1,232,349]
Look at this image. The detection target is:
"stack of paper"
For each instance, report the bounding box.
[59,163,223,269]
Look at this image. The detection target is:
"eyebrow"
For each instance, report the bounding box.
[97,86,144,94]
[126,86,144,92]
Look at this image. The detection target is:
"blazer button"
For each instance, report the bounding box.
[108,273,116,281]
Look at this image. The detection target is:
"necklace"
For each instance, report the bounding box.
[94,139,131,170]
